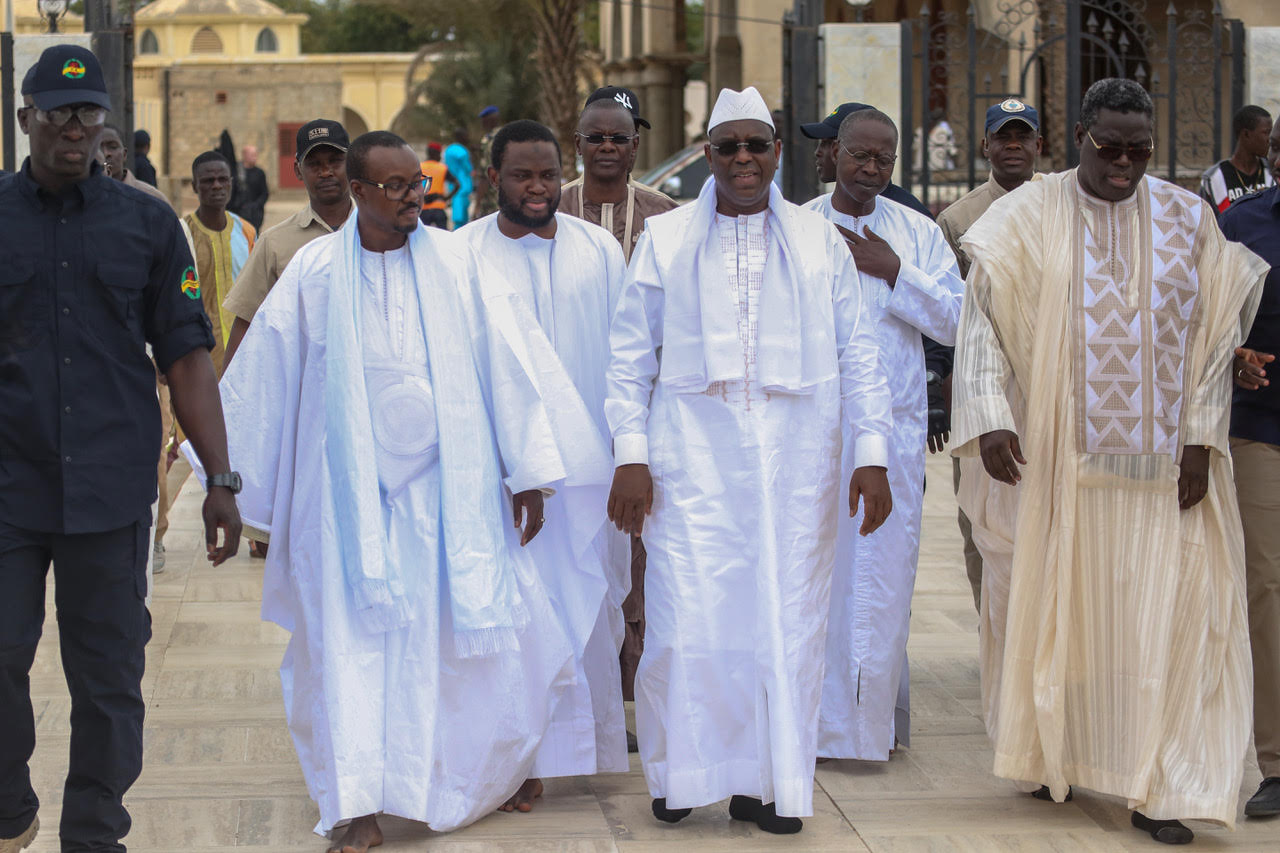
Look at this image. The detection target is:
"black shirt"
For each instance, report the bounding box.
[133,153,158,187]
[1220,186,1280,446]
[0,160,215,534]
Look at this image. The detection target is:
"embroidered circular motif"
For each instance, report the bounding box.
[371,381,438,457]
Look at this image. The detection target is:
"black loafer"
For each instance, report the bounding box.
[1245,776,1280,817]
[1031,785,1073,802]
[1131,811,1194,844]
[729,795,803,834]
[651,797,691,823]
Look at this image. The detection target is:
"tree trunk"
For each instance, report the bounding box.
[531,0,585,176]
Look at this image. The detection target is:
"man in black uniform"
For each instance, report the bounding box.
[0,45,241,853]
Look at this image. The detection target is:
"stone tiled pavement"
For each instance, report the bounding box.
[24,454,1277,851]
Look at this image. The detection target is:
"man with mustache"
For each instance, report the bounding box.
[206,130,612,853]
[183,151,256,374]
[459,119,631,811]
[606,86,893,834]
[804,108,963,765]
[0,45,240,853]
[952,78,1267,844]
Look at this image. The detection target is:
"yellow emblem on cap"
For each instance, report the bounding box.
[1000,98,1026,113]
[62,59,86,80]
[180,266,200,300]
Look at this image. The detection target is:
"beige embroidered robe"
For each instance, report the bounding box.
[952,169,1268,825]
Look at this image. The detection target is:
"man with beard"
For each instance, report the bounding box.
[606,86,893,834]
[183,151,255,373]
[561,86,677,262]
[222,120,352,367]
[460,118,631,811]
[952,78,1266,843]
[805,108,963,763]
[204,130,613,852]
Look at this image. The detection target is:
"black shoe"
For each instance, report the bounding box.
[652,798,691,823]
[1030,785,1073,802]
[729,795,803,834]
[1131,811,1194,844]
[1245,776,1280,817]
[627,730,639,753]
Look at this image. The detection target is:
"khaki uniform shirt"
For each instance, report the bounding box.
[222,203,343,322]
[936,175,1012,278]
[560,177,678,262]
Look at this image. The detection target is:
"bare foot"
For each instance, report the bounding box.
[498,777,544,812]
[326,814,382,853]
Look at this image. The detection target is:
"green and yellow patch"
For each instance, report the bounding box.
[61,59,86,80]
[180,266,200,300]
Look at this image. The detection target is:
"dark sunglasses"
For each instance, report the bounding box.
[576,132,637,146]
[710,139,773,157]
[1086,130,1154,162]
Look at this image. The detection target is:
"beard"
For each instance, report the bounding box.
[498,185,559,228]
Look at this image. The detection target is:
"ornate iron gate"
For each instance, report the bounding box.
[900,0,1246,212]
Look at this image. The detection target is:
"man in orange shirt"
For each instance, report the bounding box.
[420,142,459,229]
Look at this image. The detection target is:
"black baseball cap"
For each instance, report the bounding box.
[985,99,1039,134]
[296,119,349,162]
[21,45,111,112]
[801,102,874,139]
[584,86,651,129]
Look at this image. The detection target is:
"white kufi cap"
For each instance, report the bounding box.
[707,86,775,133]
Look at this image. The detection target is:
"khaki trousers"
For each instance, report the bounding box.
[1231,436,1280,778]
[953,456,985,611]
[155,380,173,544]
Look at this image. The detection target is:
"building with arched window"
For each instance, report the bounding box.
[131,0,424,192]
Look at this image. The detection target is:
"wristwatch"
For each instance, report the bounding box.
[208,471,243,494]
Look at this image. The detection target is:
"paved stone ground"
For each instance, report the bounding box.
[24,452,1277,852]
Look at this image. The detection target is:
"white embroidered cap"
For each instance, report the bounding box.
[707,86,775,133]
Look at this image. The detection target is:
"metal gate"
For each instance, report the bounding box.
[900,0,1246,212]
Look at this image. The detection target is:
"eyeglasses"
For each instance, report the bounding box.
[357,175,431,201]
[21,104,107,128]
[840,145,897,172]
[709,139,774,157]
[576,132,637,146]
[1085,130,1154,162]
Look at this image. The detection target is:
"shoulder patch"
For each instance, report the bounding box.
[180,266,200,300]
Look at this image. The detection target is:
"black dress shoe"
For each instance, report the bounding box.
[651,797,691,823]
[729,795,803,834]
[1245,776,1280,817]
[1030,785,1073,802]
[1131,811,1194,844]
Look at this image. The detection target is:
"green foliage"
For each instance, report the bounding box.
[393,32,542,143]
[272,0,439,53]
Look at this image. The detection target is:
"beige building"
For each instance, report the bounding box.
[131,0,421,190]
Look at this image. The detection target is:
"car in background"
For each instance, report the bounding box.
[637,143,709,203]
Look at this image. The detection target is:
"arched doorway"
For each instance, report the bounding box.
[342,107,370,139]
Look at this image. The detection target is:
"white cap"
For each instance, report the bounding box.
[707,86,775,134]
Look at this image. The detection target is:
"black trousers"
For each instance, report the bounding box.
[0,517,151,852]
[419,208,449,229]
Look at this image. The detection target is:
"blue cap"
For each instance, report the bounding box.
[801,102,874,139]
[21,45,111,112]
[985,99,1038,134]
[478,105,500,118]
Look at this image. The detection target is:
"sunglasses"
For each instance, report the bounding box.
[21,104,107,128]
[1086,130,1154,162]
[709,139,774,157]
[576,132,637,146]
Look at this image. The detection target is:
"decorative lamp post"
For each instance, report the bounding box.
[39,0,69,33]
